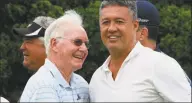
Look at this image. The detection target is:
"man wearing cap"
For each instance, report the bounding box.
[13,16,55,71]
[136,0,161,52]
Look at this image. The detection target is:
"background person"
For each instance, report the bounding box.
[13,16,55,71]
[136,0,161,51]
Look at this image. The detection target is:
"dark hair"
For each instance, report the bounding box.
[139,25,159,41]
[99,0,137,20]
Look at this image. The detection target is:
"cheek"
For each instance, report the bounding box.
[59,46,77,59]
[100,30,107,42]
[33,47,45,56]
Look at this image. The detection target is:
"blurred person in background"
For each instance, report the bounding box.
[13,16,55,71]
[136,0,161,52]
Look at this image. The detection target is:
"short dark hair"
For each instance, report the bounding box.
[139,25,159,42]
[99,0,137,20]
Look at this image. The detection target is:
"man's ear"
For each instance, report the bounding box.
[134,20,139,32]
[140,27,149,40]
[50,38,59,53]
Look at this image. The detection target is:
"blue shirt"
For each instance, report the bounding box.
[20,59,89,102]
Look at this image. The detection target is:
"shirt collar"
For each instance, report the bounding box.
[101,42,144,72]
[44,58,71,88]
[102,56,111,72]
[123,41,143,63]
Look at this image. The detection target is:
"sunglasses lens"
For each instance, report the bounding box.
[74,39,83,46]
[73,39,90,49]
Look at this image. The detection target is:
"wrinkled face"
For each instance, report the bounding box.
[100,5,138,52]
[52,26,89,71]
[20,38,46,71]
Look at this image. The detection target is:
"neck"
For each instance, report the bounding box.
[147,40,156,50]
[109,44,135,80]
[109,56,125,80]
[58,68,72,83]
[48,54,72,84]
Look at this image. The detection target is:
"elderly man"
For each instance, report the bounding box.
[13,16,55,71]
[89,0,191,102]
[19,10,89,102]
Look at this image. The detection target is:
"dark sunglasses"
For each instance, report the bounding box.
[56,37,90,49]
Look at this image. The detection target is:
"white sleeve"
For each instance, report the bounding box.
[152,56,191,102]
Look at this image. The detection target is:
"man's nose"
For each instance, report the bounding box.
[108,22,117,33]
[20,43,26,51]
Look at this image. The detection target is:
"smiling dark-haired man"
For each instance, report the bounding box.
[89,0,191,102]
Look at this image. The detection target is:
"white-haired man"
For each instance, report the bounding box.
[13,16,55,71]
[19,10,90,102]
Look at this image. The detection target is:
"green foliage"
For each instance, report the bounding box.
[30,0,63,18]
[50,0,95,9]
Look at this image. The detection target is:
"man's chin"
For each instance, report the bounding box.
[73,65,83,71]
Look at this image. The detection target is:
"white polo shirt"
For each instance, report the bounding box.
[89,42,191,102]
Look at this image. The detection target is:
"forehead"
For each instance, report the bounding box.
[100,5,132,20]
[23,37,38,41]
[61,25,87,38]
[23,37,43,43]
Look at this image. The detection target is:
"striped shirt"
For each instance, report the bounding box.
[19,59,89,102]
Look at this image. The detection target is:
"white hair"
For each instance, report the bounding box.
[44,10,83,55]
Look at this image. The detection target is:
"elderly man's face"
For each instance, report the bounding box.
[99,5,138,52]
[20,38,46,71]
[54,26,89,71]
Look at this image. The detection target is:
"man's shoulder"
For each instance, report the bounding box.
[139,47,180,67]
[89,64,105,85]
[25,66,55,89]
[73,73,88,85]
